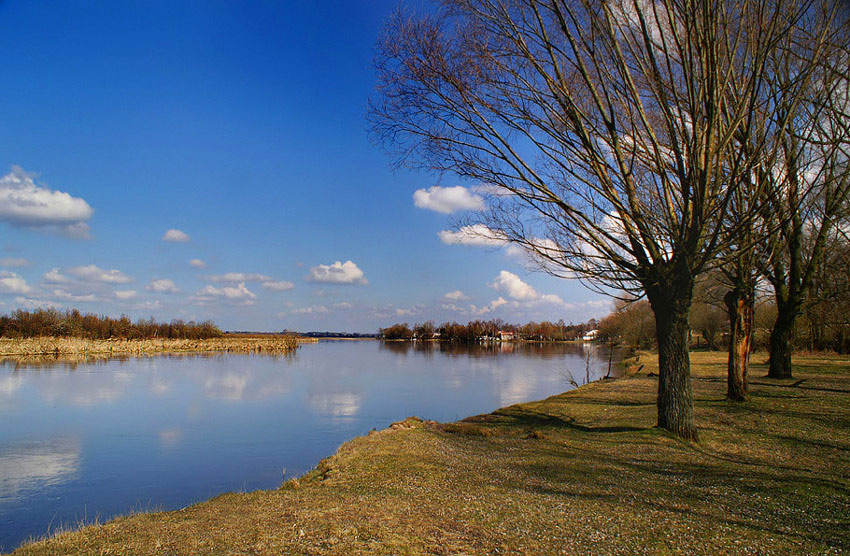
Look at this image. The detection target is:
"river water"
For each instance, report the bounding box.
[0,339,618,552]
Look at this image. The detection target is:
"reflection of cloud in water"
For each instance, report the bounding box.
[204,373,247,401]
[39,372,131,407]
[497,373,537,406]
[198,365,291,402]
[149,378,172,396]
[0,374,22,399]
[308,392,362,418]
[0,438,80,503]
[158,428,181,448]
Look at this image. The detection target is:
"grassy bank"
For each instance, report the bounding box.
[0,334,306,362]
[10,352,849,555]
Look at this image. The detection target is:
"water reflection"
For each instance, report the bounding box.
[378,339,605,359]
[0,340,619,552]
[0,438,80,503]
[308,391,362,418]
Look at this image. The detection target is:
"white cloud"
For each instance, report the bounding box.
[190,282,256,305]
[208,272,271,283]
[292,305,330,315]
[470,297,509,315]
[51,289,97,303]
[162,229,190,243]
[442,290,469,301]
[206,272,293,292]
[43,268,70,284]
[333,302,352,309]
[489,297,508,310]
[490,270,539,301]
[488,271,567,309]
[307,260,368,285]
[146,279,179,294]
[262,280,294,291]
[62,222,92,240]
[0,258,30,268]
[114,290,137,300]
[396,307,417,316]
[540,293,565,305]
[0,271,32,295]
[189,258,207,269]
[0,166,93,237]
[438,224,507,246]
[505,238,563,263]
[67,265,132,284]
[413,185,485,214]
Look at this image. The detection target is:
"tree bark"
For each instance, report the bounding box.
[724,287,753,401]
[768,298,798,378]
[648,277,698,441]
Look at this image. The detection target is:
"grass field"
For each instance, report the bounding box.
[10,351,849,555]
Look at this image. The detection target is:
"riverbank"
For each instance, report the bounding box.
[0,334,307,362]
[10,351,849,555]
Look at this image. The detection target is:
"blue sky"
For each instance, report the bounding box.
[0,0,610,332]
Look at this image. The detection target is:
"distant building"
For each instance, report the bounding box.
[582,329,599,342]
[498,330,514,341]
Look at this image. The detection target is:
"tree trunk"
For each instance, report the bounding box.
[648,281,698,441]
[724,287,753,401]
[768,298,798,379]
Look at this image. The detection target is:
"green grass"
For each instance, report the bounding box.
[10,352,850,555]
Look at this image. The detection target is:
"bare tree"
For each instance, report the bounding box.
[369,0,822,440]
[758,6,850,378]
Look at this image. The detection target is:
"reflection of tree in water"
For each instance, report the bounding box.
[0,349,298,372]
[379,340,620,362]
[559,344,626,387]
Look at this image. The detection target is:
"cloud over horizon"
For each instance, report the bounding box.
[307,260,368,285]
[190,282,256,305]
[206,272,294,292]
[490,270,565,306]
[0,271,33,295]
[442,290,469,301]
[0,166,93,238]
[146,279,179,294]
[67,265,132,284]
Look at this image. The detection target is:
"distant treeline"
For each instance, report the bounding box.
[379,319,596,342]
[0,309,223,340]
[299,331,378,339]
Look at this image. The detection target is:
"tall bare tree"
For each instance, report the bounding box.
[370,0,822,439]
[758,5,850,379]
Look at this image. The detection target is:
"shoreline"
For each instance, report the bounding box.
[9,351,849,555]
[0,335,310,362]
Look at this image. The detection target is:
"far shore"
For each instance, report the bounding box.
[9,350,848,555]
[0,334,310,362]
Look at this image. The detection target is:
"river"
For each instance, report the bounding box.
[0,339,619,552]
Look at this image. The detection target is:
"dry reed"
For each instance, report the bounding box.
[0,335,309,360]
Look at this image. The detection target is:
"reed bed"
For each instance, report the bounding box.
[0,335,308,360]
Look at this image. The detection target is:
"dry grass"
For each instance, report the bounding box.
[0,335,308,363]
[9,352,849,555]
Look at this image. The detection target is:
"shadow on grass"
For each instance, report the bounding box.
[506,441,850,550]
[468,406,649,434]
